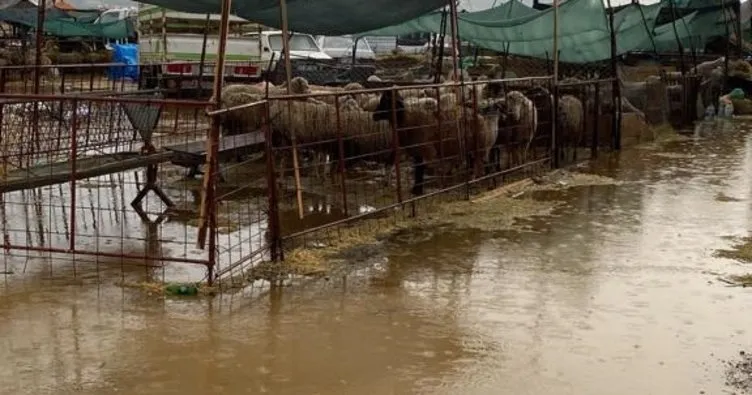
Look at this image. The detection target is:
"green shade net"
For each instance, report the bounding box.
[649,5,732,52]
[358,0,662,63]
[0,6,133,38]
[135,0,452,35]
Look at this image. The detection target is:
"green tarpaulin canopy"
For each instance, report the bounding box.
[358,0,624,63]
[356,0,734,63]
[0,6,133,38]
[135,0,451,35]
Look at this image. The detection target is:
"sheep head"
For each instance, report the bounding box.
[506,91,530,123]
[372,90,405,126]
[486,98,510,126]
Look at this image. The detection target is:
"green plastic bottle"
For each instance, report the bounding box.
[165,283,199,296]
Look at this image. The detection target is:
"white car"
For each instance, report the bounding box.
[316,35,376,61]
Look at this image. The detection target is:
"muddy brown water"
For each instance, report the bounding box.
[3,120,752,394]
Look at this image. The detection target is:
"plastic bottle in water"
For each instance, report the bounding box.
[722,100,734,118]
[705,104,716,120]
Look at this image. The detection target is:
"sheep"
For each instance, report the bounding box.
[372,89,497,196]
[488,91,538,173]
[218,84,403,185]
[557,94,584,165]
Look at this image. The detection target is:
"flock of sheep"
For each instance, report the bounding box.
[214,76,590,196]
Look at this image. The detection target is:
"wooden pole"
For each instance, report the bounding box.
[279,0,305,220]
[552,0,559,168]
[197,0,232,257]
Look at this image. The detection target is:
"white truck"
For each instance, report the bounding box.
[137,7,332,95]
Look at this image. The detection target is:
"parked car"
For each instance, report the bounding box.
[315,35,376,62]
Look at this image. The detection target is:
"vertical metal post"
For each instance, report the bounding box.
[552,0,560,169]
[606,0,621,150]
[32,0,46,163]
[592,84,600,158]
[668,0,685,74]
[390,88,403,204]
[735,0,743,58]
[197,14,211,98]
[34,0,45,94]
[263,101,281,261]
[69,99,78,252]
[334,97,348,216]
[448,0,460,83]
[435,86,445,189]
[197,0,232,283]
[160,8,167,63]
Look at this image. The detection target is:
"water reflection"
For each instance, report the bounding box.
[2,126,752,394]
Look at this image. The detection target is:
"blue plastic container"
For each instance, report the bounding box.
[108,43,139,82]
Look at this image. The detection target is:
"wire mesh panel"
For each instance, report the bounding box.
[208,76,565,277]
[0,85,224,285]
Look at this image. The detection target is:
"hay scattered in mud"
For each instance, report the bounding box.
[525,169,622,191]
[241,221,396,285]
[231,175,572,287]
[651,152,693,159]
[636,124,689,149]
[410,194,563,231]
[715,192,744,202]
[718,274,752,287]
[725,350,752,393]
[715,237,752,263]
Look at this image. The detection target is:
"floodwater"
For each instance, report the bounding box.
[3,119,752,395]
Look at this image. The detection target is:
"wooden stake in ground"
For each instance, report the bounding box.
[279,0,305,220]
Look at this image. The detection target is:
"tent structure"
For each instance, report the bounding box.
[135,0,451,35]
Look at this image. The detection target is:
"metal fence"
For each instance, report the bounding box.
[0,59,705,289]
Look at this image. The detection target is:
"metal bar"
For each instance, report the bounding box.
[0,244,210,265]
[0,93,207,107]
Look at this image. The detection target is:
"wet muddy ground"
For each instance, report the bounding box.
[3,119,752,394]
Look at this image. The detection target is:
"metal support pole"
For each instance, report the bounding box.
[197,0,233,284]
[606,0,621,150]
[552,0,559,168]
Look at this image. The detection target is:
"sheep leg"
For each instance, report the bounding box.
[277,154,287,190]
[384,164,393,188]
[186,165,202,179]
[411,155,426,196]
